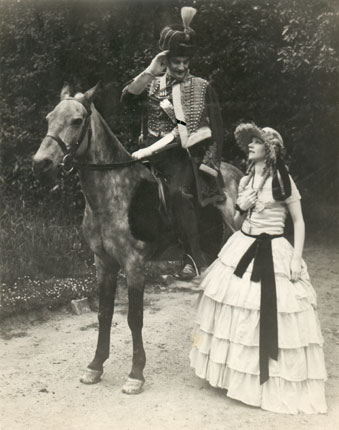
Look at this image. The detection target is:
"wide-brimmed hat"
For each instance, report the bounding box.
[159,7,197,57]
[234,122,265,153]
[234,122,285,163]
[235,122,291,200]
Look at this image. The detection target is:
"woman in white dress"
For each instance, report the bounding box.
[190,122,327,414]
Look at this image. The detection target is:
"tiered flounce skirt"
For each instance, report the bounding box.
[189,231,327,414]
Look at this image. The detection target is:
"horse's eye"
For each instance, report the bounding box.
[71,118,83,126]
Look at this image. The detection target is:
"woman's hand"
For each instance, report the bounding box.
[287,200,305,280]
[237,189,257,211]
[146,51,169,76]
[290,256,302,282]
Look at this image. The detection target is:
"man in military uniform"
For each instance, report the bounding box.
[121,7,225,280]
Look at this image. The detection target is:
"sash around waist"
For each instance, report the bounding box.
[234,229,284,384]
[240,229,284,240]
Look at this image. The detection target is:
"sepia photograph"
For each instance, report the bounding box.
[0,0,338,429]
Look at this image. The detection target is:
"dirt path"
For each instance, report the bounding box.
[0,240,338,430]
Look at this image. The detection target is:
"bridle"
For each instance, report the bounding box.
[46,97,93,173]
[45,97,142,173]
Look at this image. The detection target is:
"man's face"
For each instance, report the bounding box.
[167,56,190,81]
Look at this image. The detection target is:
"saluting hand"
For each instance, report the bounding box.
[146,50,170,76]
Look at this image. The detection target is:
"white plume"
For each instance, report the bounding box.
[181,7,197,31]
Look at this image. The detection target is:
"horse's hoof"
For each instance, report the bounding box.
[80,368,103,384]
[121,377,145,395]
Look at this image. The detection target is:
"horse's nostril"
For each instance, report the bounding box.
[33,158,53,173]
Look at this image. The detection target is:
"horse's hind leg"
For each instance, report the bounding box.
[80,255,119,384]
[122,267,146,394]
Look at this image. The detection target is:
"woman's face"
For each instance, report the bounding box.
[248,136,266,162]
[167,56,190,81]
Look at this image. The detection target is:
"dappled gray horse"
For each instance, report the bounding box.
[33,84,243,394]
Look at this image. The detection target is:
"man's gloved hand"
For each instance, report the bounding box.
[199,163,218,177]
[145,50,169,76]
[127,50,170,96]
[131,147,153,160]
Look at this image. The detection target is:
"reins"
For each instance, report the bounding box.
[71,142,179,171]
[72,158,144,171]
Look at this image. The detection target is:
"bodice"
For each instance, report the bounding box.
[238,175,301,235]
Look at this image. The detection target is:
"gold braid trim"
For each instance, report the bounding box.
[182,77,209,134]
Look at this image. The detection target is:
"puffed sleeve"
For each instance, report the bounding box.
[119,80,149,145]
[285,175,301,205]
[120,80,147,106]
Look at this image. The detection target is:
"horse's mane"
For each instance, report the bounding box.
[73,92,132,160]
[94,105,131,157]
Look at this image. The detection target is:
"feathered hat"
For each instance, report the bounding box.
[158,7,197,56]
[234,122,291,201]
[234,122,264,153]
[234,122,285,162]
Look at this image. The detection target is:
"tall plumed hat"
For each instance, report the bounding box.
[159,7,197,56]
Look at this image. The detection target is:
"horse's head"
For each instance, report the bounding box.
[33,83,100,180]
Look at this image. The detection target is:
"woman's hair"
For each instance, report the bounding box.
[244,138,291,201]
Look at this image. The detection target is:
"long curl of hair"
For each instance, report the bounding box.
[243,134,291,200]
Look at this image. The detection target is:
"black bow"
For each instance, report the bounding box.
[234,232,282,384]
[272,158,291,201]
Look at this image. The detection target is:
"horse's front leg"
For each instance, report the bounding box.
[80,255,119,384]
[122,265,146,395]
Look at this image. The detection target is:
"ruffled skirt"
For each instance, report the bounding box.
[189,230,327,414]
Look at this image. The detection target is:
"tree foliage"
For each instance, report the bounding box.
[0,0,338,281]
[1,0,338,172]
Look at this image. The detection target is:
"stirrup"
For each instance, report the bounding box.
[174,252,202,280]
[174,263,196,280]
[186,254,200,276]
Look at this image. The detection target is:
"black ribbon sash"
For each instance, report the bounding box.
[234,230,283,384]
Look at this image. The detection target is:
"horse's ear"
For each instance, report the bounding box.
[60,82,73,100]
[84,82,102,104]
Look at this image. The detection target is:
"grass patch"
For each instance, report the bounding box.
[0,168,338,318]
[0,193,93,285]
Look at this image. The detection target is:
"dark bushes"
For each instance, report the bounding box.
[0,0,338,284]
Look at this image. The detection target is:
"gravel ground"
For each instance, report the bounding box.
[0,239,338,430]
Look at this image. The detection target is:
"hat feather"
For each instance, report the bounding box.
[181,7,197,32]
